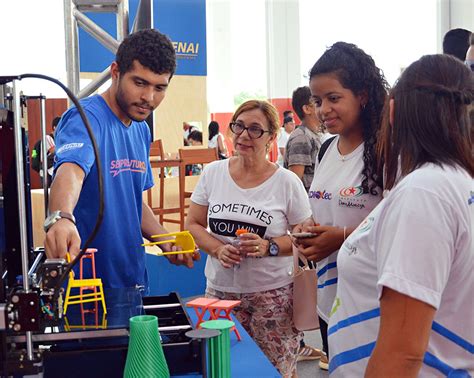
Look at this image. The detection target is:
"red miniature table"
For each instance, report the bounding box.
[186,297,219,328]
[208,300,242,341]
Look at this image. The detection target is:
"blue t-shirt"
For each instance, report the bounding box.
[54,95,153,288]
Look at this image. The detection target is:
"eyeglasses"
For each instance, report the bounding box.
[229,121,270,139]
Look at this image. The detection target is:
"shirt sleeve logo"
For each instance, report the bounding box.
[56,142,84,154]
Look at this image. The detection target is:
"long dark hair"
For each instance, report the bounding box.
[378,54,474,189]
[309,42,389,194]
[208,121,219,140]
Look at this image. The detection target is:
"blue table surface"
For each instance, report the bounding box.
[178,308,281,378]
[59,287,280,377]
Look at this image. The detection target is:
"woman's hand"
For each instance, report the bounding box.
[238,233,270,258]
[296,225,344,262]
[293,217,316,234]
[213,244,242,268]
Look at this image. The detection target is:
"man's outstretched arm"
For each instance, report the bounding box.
[44,163,85,259]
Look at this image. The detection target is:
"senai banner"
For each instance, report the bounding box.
[78,0,207,76]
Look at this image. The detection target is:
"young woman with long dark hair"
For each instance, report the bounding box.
[295,42,389,370]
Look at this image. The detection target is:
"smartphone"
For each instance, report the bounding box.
[291,232,317,239]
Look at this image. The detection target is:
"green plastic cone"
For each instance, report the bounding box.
[124,315,170,378]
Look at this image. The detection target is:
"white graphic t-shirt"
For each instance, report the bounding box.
[309,136,382,322]
[191,159,312,293]
[329,163,473,377]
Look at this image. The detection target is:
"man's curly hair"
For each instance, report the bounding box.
[309,42,389,194]
[116,29,176,77]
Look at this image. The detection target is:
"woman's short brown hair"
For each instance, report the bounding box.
[231,100,280,137]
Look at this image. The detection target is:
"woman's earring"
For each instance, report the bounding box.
[361,103,366,110]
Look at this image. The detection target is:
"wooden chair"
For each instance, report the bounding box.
[148,140,182,229]
[178,147,219,229]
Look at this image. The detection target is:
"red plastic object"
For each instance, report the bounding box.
[208,300,242,341]
[79,248,99,322]
[186,297,220,328]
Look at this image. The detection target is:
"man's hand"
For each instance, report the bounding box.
[161,243,200,268]
[296,225,344,262]
[44,219,81,260]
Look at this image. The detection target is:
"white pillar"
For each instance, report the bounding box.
[265,0,301,101]
[437,0,474,53]
[206,0,234,113]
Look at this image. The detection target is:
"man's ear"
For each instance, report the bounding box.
[302,104,312,116]
[110,61,120,81]
[389,99,395,127]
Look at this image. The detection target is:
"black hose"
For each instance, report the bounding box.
[16,74,104,303]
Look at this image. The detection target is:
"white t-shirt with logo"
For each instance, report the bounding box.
[191,159,312,293]
[308,136,382,322]
[328,163,473,377]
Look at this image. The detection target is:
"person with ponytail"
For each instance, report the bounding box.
[208,120,228,159]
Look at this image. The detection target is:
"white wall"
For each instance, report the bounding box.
[2,0,472,108]
[298,0,439,87]
[0,0,67,97]
[265,0,301,99]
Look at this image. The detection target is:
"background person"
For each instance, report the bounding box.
[187,129,203,146]
[185,130,204,176]
[208,120,228,159]
[277,116,295,166]
[329,54,473,377]
[284,86,322,192]
[186,100,312,377]
[295,42,388,370]
[442,28,472,61]
[32,116,60,186]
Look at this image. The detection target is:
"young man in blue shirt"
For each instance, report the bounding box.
[44,29,198,289]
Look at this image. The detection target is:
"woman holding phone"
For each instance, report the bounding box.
[294,42,388,370]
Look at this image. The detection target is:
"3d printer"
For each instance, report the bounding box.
[0,77,202,377]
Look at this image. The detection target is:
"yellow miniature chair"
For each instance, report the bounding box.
[63,252,107,316]
[143,231,197,256]
[64,312,108,331]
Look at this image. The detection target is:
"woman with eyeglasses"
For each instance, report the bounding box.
[186,100,312,377]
